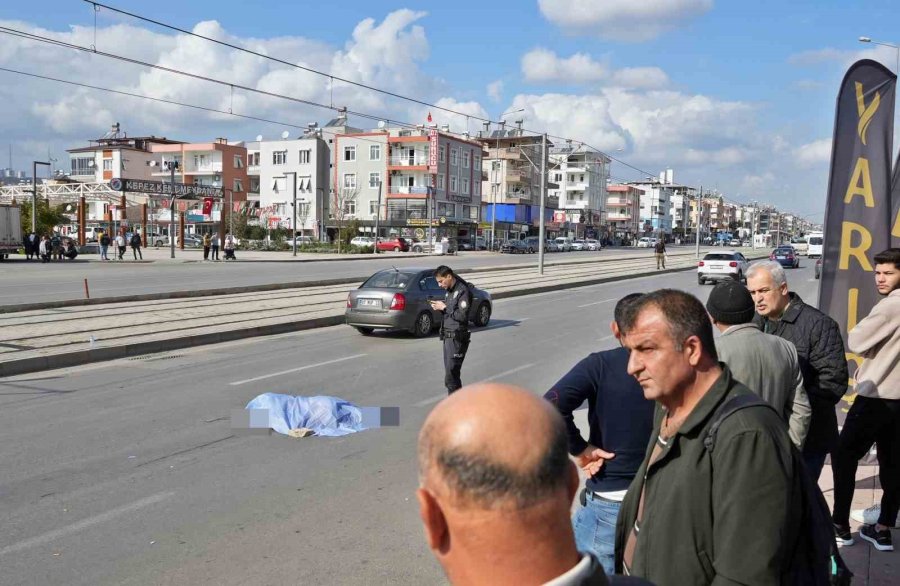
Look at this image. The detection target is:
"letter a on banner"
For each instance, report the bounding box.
[820,59,895,347]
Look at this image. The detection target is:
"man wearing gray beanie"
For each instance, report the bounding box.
[707,280,811,448]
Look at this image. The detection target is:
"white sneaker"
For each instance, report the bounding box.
[851,505,900,528]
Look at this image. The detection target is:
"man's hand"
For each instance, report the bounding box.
[575,444,615,477]
[430,300,446,311]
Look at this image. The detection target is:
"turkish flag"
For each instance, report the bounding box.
[427,112,432,123]
[202,198,213,215]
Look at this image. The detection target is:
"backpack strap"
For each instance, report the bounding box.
[703,393,775,452]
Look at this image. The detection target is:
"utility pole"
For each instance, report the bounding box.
[695,186,702,258]
[373,179,382,254]
[538,133,547,275]
[286,171,297,256]
[32,161,51,233]
[168,160,178,259]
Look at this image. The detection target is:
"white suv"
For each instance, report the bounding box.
[350,237,375,249]
[697,251,750,285]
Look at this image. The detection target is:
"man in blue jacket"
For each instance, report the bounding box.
[544,293,655,575]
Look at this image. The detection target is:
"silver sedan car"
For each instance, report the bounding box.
[345,268,492,336]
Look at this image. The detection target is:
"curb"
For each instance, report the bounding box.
[0,263,698,378]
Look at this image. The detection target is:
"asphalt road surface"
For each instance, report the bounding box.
[0,263,820,585]
[0,247,701,306]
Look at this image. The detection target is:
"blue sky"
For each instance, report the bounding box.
[1,0,899,220]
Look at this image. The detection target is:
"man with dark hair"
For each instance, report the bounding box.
[706,280,811,448]
[832,248,900,551]
[417,383,651,585]
[544,293,654,575]
[615,289,799,585]
[430,265,472,394]
[748,260,848,482]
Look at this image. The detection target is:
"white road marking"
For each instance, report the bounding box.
[0,491,174,557]
[414,394,446,407]
[481,318,530,332]
[229,354,367,386]
[578,298,617,308]
[480,363,535,382]
[598,334,615,342]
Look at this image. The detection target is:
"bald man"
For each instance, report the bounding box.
[416,383,652,586]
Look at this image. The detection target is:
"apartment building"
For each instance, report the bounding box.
[332,125,485,242]
[606,184,641,242]
[627,174,675,237]
[548,145,609,239]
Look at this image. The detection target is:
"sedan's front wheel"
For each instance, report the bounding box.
[411,311,434,337]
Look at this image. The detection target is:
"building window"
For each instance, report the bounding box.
[437,175,445,190]
[248,152,260,166]
[343,173,356,189]
[233,179,243,192]
[234,154,244,168]
[344,146,356,161]
[439,146,445,163]
[462,151,470,169]
[102,159,113,171]
[272,177,286,193]
[71,157,93,175]
[194,154,210,168]
[343,201,356,215]
[450,148,458,166]
[273,151,287,165]
[437,202,455,217]
[463,205,479,220]
[461,178,470,194]
[370,145,381,160]
[450,175,458,192]
[369,200,378,216]
[299,149,311,164]
[474,155,481,170]
[475,182,480,197]
[369,172,381,188]
[250,177,260,193]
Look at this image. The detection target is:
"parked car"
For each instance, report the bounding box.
[554,237,573,252]
[350,236,375,250]
[500,240,529,254]
[457,239,475,251]
[815,257,822,279]
[521,236,541,253]
[376,237,409,252]
[637,237,658,248]
[770,245,800,269]
[729,239,741,247]
[345,268,492,336]
[286,235,315,247]
[570,239,587,251]
[544,239,560,252]
[697,250,750,285]
[585,238,602,251]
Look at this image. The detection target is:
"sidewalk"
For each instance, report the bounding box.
[0,250,767,376]
[78,244,428,263]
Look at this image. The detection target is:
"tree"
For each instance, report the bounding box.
[19,200,68,237]
[332,186,359,253]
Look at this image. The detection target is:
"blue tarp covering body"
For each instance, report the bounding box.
[245,393,369,437]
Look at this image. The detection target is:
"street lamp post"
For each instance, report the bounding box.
[373,179,383,254]
[283,171,297,256]
[31,161,51,233]
[859,36,900,74]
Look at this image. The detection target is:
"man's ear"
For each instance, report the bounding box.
[610,321,620,339]
[417,487,448,552]
[685,335,704,366]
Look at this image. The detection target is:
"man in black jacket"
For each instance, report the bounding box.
[748,260,848,482]
[430,265,472,394]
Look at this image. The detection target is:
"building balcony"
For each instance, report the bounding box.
[247,165,260,176]
[566,183,589,191]
[505,169,526,183]
[487,148,524,161]
[388,155,428,167]
[565,200,589,209]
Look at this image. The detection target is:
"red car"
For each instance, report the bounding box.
[376,237,409,252]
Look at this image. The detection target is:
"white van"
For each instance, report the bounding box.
[807,232,824,258]
[790,236,809,256]
[554,237,572,252]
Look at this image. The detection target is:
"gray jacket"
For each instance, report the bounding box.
[715,323,811,448]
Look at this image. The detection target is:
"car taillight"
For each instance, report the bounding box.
[769,254,775,259]
[347,294,352,308]
[729,261,737,267]
[390,293,406,310]
[698,261,705,267]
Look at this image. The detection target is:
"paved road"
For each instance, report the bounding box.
[0,265,822,585]
[0,246,715,306]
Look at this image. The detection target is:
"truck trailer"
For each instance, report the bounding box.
[0,204,23,259]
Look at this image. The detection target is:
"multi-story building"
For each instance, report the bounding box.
[332,125,485,242]
[257,132,330,238]
[606,184,641,243]
[548,145,609,239]
[627,173,675,238]
[244,141,261,205]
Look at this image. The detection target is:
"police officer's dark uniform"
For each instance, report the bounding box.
[440,277,472,394]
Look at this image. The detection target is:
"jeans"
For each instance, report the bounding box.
[803,448,828,484]
[832,395,900,527]
[572,491,620,576]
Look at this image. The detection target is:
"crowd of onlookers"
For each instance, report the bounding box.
[416,249,900,585]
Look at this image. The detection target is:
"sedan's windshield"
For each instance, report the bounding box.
[361,271,414,289]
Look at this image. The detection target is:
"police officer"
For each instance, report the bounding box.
[430,265,472,394]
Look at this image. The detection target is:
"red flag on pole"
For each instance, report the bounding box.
[202,198,213,215]
[427,112,433,123]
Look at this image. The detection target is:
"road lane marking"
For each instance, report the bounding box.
[577,298,617,308]
[598,334,615,342]
[0,491,174,557]
[229,354,367,386]
[413,363,537,407]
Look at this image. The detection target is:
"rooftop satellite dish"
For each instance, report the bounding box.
[281,131,290,139]
[256,135,263,142]
[377,120,386,129]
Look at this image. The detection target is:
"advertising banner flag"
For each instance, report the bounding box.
[819,59,896,350]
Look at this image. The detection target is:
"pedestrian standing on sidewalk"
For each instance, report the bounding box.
[748,260,848,483]
[115,232,126,260]
[99,231,110,261]
[39,235,50,263]
[543,293,654,575]
[50,232,62,261]
[831,248,900,552]
[211,233,220,261]
[130,231,143,260]
[223,232,236,260]
[653,239,666,269]
[430,265,472,395]
[202,233,211,261]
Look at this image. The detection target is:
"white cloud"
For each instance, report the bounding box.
[538,0,714,41]
[487,80,504,102]
[794,139,832,167]
[788,45,899,72]
[521,48,608,83]
[610,67,669,89]
[787,48,847,66]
